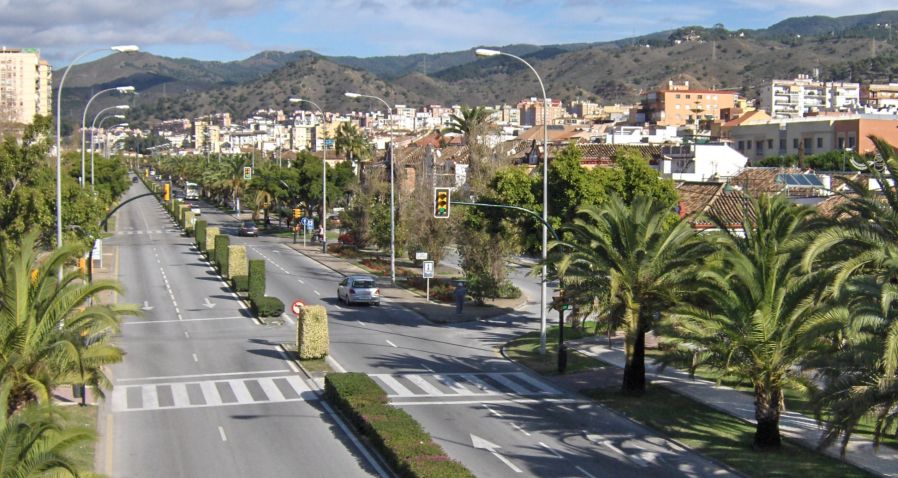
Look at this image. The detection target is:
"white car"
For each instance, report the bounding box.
[337,275,381,306]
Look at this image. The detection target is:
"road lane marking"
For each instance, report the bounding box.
[404,375,445,395]
[117,369,290,382]
[313,290,320,296]
[192,353,198,363]
[258,377,285,401]
[539,442,563,458]
[385,340,397,348]
[320,400,389,478]
[326,356,347,373]
[357,320,367,327]
[218,426,227,442]
[375,375,415,397]
[123,316,247,325]
[141,386,159,409]
[105,413,114,474]
[483,403,503,417]
[511,423,531,436]
[184,331,190,338]
[576,466,597,478]
[274,344,300,373]
[298,279,304,284]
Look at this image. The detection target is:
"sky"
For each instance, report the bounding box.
[2,0,896,66]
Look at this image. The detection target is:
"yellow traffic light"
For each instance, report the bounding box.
[434,187,450,218]
[293,208,302,219]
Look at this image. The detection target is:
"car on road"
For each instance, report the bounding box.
[238,221,258,237]
[337,275,381,306]
[184,201,202,215]
[132,176,139,183]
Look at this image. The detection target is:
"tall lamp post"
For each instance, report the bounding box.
[90,106,129,190]
[475,48,550,354]
[80,86,135,188]
[345,92,395,284]
[104,122,130,159]
[290,97,328,253]
[55,45,138,251]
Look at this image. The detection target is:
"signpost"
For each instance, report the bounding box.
[291,299,305,316]
[415,252,428,261]
[423,260,435,302]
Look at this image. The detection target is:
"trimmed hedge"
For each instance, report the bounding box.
[231,275,249,292]
[184,210,195,236]
[297,305,329,359]
[195,220,208,251]
[325,374,475,478]
[248,259,266,300]
[252,296,284,317]
[205,227,219,255]
[214,235,230,276]
[228,245,247,279]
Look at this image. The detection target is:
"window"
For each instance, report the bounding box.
[817,137,823,148]
[780,139,786,150]
[697,94,703,99]
[686,94,691,99]
[738,140,744,150]
[848,136,856,148]
[793,138,799,149]
[837,137,845,149]
[757,141,763,153]
[768,139,774,149]
[747,141,752,150]
[804,137,813,152]
[675,94,681,99]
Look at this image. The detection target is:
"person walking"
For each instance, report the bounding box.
[454,282,467,314]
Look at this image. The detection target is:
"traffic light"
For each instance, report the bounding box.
[163,183,171,201]
[434,187,450,218]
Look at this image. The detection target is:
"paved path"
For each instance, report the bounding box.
[569,337,898,477]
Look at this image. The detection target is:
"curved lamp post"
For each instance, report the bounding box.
[290,97,328,254]
[90,107,128,189]
[475,48,550,354]
[104,122,129,159]
[81,86,135,187]
[55,44,138,251]
[345,91,395,284]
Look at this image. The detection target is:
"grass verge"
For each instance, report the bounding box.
[504,324,606,375]
[584,385,872,478]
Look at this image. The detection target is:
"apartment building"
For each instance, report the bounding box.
[635,80,737,127]
[0,47,52,125]
[861,83,898,111]
[760,75,861,119]
[518,97,565,126]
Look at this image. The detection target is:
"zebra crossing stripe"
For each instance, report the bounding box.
[459,373,499,394]
[434,374,469,394]
[371,372,562,399]
[170,382,190,407]
[225,379,254,403]
[141,386,158,408]
[373,375,415,397]
[199,381,222,406]
[511,373,562,395]
[488,374,532,395]
[257,377,285,401]
[406,375,446,395]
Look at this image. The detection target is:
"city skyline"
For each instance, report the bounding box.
[3,1,897,65]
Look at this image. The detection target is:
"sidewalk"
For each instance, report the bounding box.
[284,241,528,324]
[566,336,898,477]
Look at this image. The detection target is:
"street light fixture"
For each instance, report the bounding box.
[55,44,139,252]
[345,91,396,284]
[90,107,129,189]
[104,122,130,159]
[80,86,135,188]
[475,47,551,354]
[290,97,329,253]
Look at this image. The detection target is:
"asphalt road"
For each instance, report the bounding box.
[100,180,380,478]
[192,198,737,477]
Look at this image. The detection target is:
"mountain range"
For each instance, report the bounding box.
[55,10,898,128]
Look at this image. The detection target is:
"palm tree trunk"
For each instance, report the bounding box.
[753,386,783,449]
[622,328,647,394]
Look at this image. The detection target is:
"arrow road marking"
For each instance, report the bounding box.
[585,433,648,467]
[470,434,522,473]
[203,297,216,309]
[141,301,154,311]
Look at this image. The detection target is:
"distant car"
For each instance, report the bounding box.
[132,176,139,183]
[238,221,258,237]
[173,191,185,200]
[184,202,201,215]
[337,275,381,306]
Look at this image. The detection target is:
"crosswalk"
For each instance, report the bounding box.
[115,229,180,235]
[369,372,561,399]
[111,375,313,412]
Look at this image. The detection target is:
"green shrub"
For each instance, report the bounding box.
[325,373,475,478]
[195,220,208,251]
[497,280,522,299]
[252,296,284,317]
[214,235,230,275]
[297,305,329,359]
[204,227,219,255]
[248,259,266,300]
[231,275,249,292]
[228,245,247,279]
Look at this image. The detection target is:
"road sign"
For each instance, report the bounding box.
[422,260,435,279]
[291,300,305,315]
[306,219,314,231]
[434,187,450,218]
[415,252,428,261]
[243,166,252,180]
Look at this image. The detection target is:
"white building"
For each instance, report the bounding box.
[761,75,860,119]
[658,143,748,182]
[605,125,681,144]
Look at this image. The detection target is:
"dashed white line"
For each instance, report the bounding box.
[357,320,367,327]
[511,423,531,436]
[385,340,397,348]
[539,442,562,458]
[274,345,300,373]
[575,466,597,478]
[313,290,320,296]
[218,426,227,442]
[184,331,190,338]
[484,404,503,417]
[192,353,199,362]
[298,279,304,284]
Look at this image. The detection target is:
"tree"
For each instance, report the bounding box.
[552,195,710,395]
[0,403,94,478]
[663,194,838,449]
[334,122,371,168]
[802,136,898,452]
[0,230,138,415]
[442,106,492,145]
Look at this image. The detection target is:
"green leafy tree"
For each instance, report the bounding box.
[0,403,94,478]
[0,230,138,415]
[662,194,838,449]
[334,122,371,167]
[442,106,492,145]
[552,195,710,394]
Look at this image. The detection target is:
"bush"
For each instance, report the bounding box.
[248,259,266,300]
[252,296,284,317]
[204,227,220,255]
[297,305,329,359]
[325,373,475,478]
[231,275,249,292]
[214,235,230,275]
[195,220,208,251]
[228,245,247,279]
[497,280,522,299]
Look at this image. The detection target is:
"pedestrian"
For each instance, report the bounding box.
[454,281,467,314]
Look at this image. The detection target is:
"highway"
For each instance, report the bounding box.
[188,193,737,477]
[100,180,381,478]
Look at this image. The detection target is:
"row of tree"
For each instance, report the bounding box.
[553,137,898,452]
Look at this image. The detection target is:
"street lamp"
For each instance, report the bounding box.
[345,91,396,284]
[80,86,135,188]
[90,107,129,190]
[475,47,551,354]
[104,122,130,159]
[55,45,138,251]
[290,97,328,253]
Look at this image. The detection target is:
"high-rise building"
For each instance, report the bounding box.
[760,75,861,119]
[0,47,52,125]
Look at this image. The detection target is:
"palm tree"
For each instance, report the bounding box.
[662,194,839,449]
[442,105,492,145]
[0,402,94,478]
[212,155,249,213]
[0,229,137,415]
[802,136,898,452]
[334,123,371,169]
[552,195,710,395]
